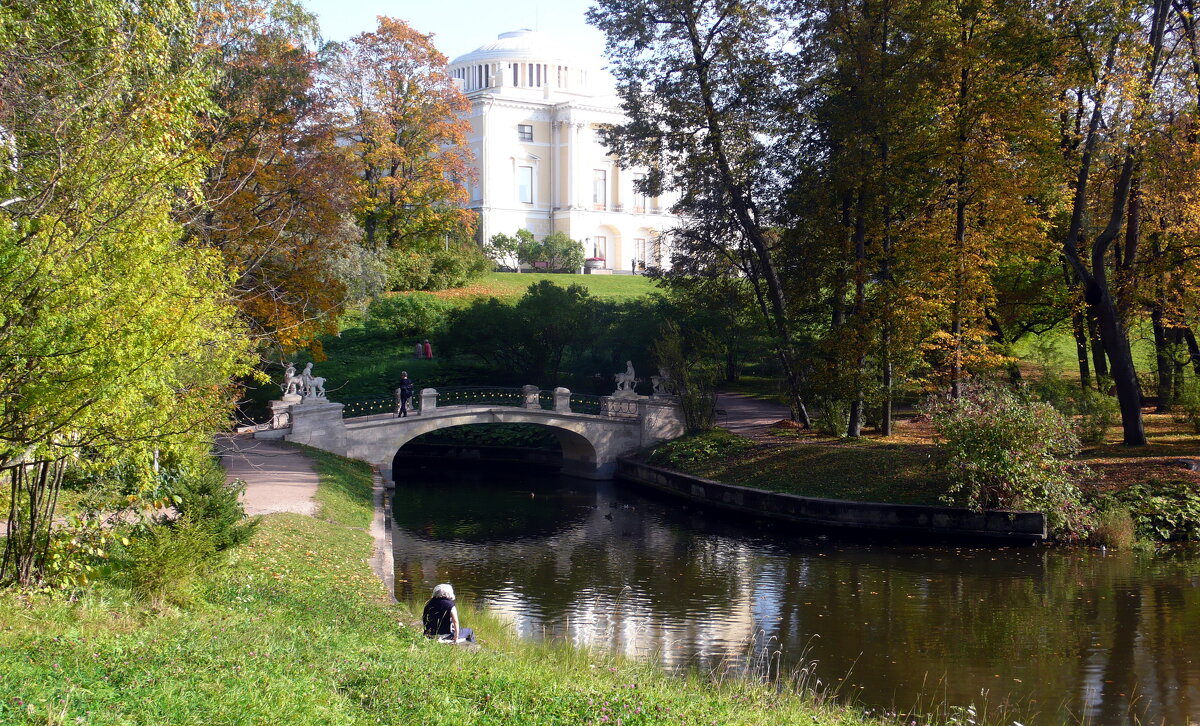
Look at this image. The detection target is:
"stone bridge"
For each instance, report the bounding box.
[252,386,685,484]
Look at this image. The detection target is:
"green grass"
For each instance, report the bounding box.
[0,447,881,725]
[647,430,947,506]
[432,271,661,307]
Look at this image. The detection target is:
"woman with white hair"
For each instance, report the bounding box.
[422,583,474,643]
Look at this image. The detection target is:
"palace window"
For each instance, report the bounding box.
[518,124,533,142]
[592,169,607,209]
[632,173,647,213]
[634,238,647,265]
[592,236,607,260]
[517,165,533,204]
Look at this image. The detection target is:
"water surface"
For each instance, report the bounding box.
[392,468,1200,725]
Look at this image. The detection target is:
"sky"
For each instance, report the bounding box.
[299,0,609,64]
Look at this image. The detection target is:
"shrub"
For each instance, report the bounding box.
[1091,506,1136,549]
[1177,377,1200,433]
[384,244,491,291]
[1113,479,1200,541]
[926,379,1091,538]
[647,429,755,469]
[366,293,451,338]
[166,465,258,553]
[812,397,850,437]
[1075,386,1119,444]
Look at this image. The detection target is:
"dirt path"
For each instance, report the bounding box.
[215,434,318,516]
[716,391,792,440]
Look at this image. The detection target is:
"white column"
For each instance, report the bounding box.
[565,121,576,209]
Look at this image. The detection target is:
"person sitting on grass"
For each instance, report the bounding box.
[422,583,474,643]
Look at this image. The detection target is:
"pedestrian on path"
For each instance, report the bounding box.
[396,372,414,418]
[423,339,433,360]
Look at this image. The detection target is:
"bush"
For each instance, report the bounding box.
[366,293,451,338]
[647,429,755,469]
[926,379,1091,538]
[385,245,491,291]
[812,397,850,437]
[1113,479,1200,541]
[1177,377,1200,433]
[167,465,258,553]
[1075,387,1119,444]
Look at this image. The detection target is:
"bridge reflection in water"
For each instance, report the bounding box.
[392,467,1200,726]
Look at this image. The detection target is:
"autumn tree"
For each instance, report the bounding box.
[187,0,358,353]
[329,17,476,253]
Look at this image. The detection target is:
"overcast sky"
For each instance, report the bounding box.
[300,0,609,63]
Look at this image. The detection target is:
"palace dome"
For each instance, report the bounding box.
[450,29,577,66]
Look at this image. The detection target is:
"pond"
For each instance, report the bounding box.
[391,467,1200,725]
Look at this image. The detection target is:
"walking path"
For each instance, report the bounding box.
[216,433,395,601]
[216,434,318,516]
[716,391,792,439]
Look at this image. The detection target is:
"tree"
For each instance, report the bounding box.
[330,17,476,252]
[186,0,359,353]
[0,0,255,584]
[588,0,813,427]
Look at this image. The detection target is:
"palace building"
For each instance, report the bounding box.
[448,29,677,273]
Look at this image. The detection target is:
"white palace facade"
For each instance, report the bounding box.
[449,30,677,273]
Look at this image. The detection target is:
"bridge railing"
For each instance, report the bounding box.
[337,386,646,419]
[435,386,531,408]
[338,395,410,418]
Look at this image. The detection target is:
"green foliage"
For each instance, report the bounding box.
[522,231,586,273]
[384,244,491,292]
[1075,387,1119,444]
[812,397,851,437]
[1113,480,1200,542]
[441,281,601,384]
[166,466,259,553]
[0,0,255,541]
[1176,376,1200,433]
[647,429,756,469]
[927,380,1091,538]
[365,293,451,338]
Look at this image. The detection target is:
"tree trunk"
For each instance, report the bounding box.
[1072,310,1091,390]
[1087,310,1109,382]
[846,190,869,438]
[683,9,810,428]
[1151,306,1173,411]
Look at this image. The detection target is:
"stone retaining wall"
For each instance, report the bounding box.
[616,458,1046,544]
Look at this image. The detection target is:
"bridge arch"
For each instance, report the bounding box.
[387,420,600,480]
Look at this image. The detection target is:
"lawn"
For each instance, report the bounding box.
[428,271,661,306]
[0,447,880,726]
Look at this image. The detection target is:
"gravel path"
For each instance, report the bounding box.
[216,434,318,516]
[716,391,793,439]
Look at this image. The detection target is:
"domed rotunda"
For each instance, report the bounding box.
[448,29,677,273]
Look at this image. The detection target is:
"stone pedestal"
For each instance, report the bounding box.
[419,388,438,413]
[521,384,541,409]
[268,395,300,429]
[553,387,571,413]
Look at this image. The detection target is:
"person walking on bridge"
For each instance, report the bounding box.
[396,372,414,418]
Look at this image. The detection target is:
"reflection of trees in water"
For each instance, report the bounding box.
[392,473,1200,725]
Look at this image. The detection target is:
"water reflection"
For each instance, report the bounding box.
[391,469,1200,725]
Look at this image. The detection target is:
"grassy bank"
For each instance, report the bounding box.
[646,429,947,505]
[0,447,879,725]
